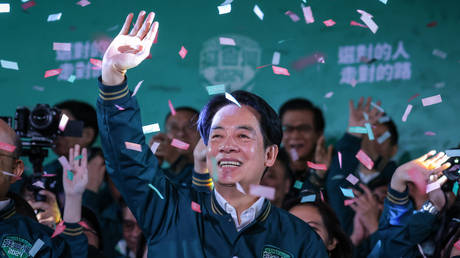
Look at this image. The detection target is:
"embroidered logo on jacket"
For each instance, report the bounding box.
[262,245,293,258]
[1,235,32,258]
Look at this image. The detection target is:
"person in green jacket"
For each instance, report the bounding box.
[96,11,327,257]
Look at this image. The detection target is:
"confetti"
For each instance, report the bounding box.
[377,131,391,144]
[301,4,314,24]
[293,180,303,189]
[320,191,325,202]
[379,116,390,123]
[426,181,440,193]
[58,114,69,132]
[171,138,190,150]
[371,102,384,112]
[357,10,378,33]
[90,58,102,69]
[32,86,44,91]
[51,221,66,238]
[401,104,413,122]
[272,65,290,76]
[58,156,71,171]
[338,151,342,169]
[421,94,442,107]
[53,42,71,51]
[148,183,165,199]
[206,84,226,95]
[323,19,336,27]
[434,82,445,89]
[285,11,300,22]
[453,182,459,196]
[131,80,144,97]
[44,69,62,78]
[340,187,355,198]
[219,37,236,46]
[348,126,367,134]
[455,239,460,251]
[445,149,460,157]
[67,75,76,83]
[236,182,246,195]
[355,150,374,170]
[272,52,281,65]
[432,49,447,59]
[225,92,241,107]
[191,201,201,213]
[142,123,160,134]
[78,221,90,230]
[256,64,271,70]
[67,170,74,181]
[346,174,359,185]
[0,142,16,153]
[291,52,325,70]
[21,1,36,10]
[2,171,20,179]
[42,173,56,177]
[76,0,91,7]
[379,0,388,4]
[218,4,231,15]
[125,142,142,152]
[178,46,188,59]
[424,131,436,136]
[307,161,327,171]
[363,112,369,121]
[364,123,374,140]
[114,104,125,110]
[150,142,160,154]
[168,99,176,115]
[28,238,44,257]
[0,3,10,13]
[407,93,420,102]
[253,4,264,20]
[301,195,316,203]
[344,199,356,206]
[1,60,18,70]
[350,20,367,28]
[47,13,62,22]
[324,92,334,98]
[249,184,275,200]
[426,21,437,27]
[290,148,299,161]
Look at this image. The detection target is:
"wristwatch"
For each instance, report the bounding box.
[419,200,439,216]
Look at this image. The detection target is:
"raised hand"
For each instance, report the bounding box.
[348,97,383,137]
[28,190,62,228]
[102,11,159,85]
[63,144,88,198]
[350,184,381,235]
[193,139,208,173]
[150,133,181,165]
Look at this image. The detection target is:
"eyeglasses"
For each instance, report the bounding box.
[282,124,314,134]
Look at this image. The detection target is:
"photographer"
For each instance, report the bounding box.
[0,119,88,257]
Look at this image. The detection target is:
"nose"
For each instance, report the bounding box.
[219,136,239,153]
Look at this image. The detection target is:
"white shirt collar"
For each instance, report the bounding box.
[214,188,265,231]
[0,198,11,212]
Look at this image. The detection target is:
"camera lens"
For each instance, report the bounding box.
[30,104,54,130]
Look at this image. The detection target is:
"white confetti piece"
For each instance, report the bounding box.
[421,94,442,107]
[272,52,280,65]
[58,156,71,171]
[324,92,334,98]
[301,4,314,24]
[47,12,62,22]
[253,4,264,20]
[249,184,275,200]
[150,142,160,154]
[225,92,241,107]
[142,123,160,134]
[206,84,226,95]
[377,131,391,144]
[219,37,236,46]
[131,80,144,97]
[432,49,447,59]
[33,85,44,91]
[1,60,18,70]
[32,180,45,189]
[58,114,69,132]
[401,104,413,122]
[218,4,231,15]
[28,239,44,257]
[358,10,378,33]
[0,3,10,13]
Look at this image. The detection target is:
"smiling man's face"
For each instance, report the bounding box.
[206,104,276,186]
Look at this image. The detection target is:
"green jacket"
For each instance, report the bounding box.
[0,200,88,257]
[96,77,328,258]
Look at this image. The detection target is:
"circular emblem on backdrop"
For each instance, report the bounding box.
[199,35,261,92]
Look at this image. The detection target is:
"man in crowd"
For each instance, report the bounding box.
[96,11,326,257]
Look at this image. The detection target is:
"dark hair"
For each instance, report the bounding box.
[292,201,353,258]
[380,115,398,146]
[81,206,103,250]
[54,100,98,146]
[197,90,282,148]
[278,98,325,133]
[164,106,199,124]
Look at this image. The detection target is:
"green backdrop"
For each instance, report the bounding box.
[1,0,459,166]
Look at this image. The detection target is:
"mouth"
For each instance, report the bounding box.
[289,143,304,149]
[218,160,242,168]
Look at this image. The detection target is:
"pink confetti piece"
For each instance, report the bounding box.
[0,142,16,153]
[131,80,144,97]
[53,42,71,51]
[58,156,72,171]
[76,0,91,7]
[44,68,62,78]
[125,142,142,152]
[171,138,190,150]
[426,181,440,193]
[454,239,460,251]
[355,150,374,170]
[407,93,419,102]
[168,99,176,115]
[51,221,66,238]
[272,65,290,76]
[350,20,367,28]
[285,11,300,22]
[114,104,125,110]
[191,201,201,213]
[425,131,436,136]
[307,161,328,171]
[346,174,359,185]
[323,19,336,27]
[42,173,56,177]
[256,64,271,69]
[236,182,246,194]
[58,114,69,132]
[21,0,36,11]
[179,46,188,59]
[150,142,160,154]
[253,4,264,20]
[344,199,356,206]
[1,60,19,70]
[90,58,102,69]
[225,92,242,107]
[421,94,442,107]
[78,221,90,230]
[219,37,236,46]
[407,168,427,194]
[324,92,334,98]
[249,184,275,200]
[402,104,413,122]
[301,5,314,24]
[338,151,342,169]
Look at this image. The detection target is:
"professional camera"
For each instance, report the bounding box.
[2,104,83,201]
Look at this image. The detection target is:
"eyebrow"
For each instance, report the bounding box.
[210,125,255,132]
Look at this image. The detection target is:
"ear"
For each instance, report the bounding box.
[264,145,278,167]
[327,237,338,252]
[10,159,24,184]
[390,144,398,158]
[80,127,96,147]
